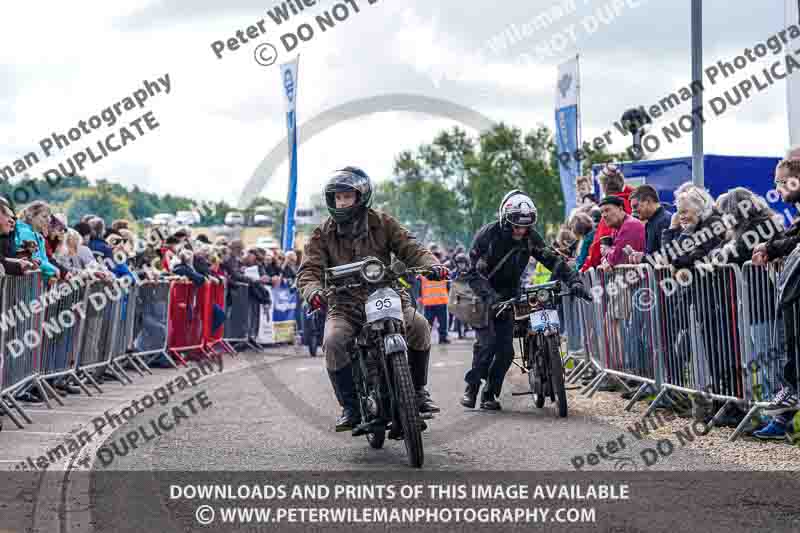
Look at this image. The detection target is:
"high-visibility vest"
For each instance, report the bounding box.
[420,276,448,306]
[532,262,551,286]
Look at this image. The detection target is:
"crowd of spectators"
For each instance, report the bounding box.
[0,199,303,427]
[550,159,799,443]
[551,163,788,277]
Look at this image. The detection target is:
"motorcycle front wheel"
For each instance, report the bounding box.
[527,337,546,409]
[367,429,386,449]
[391,351,424,468]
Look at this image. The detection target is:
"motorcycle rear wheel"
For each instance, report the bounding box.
[391,351,424,468]
[546,335,568,418]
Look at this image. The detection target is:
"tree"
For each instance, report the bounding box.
[129,185,159,220]
[374,178,463,246]
[387,123,568,244]
[472,124,564,234]
[65,184,132,223]
[394,127,478,243]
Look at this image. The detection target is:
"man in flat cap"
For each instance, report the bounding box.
[597,195,645,271]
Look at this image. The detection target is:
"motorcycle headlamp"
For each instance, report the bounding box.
[361,260,385,283]
[536,289,551,304]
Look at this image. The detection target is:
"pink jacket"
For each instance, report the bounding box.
[606,215,646,267]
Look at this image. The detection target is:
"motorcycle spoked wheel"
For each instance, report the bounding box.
[527,337,546,409]
[390,351,424,468]
[367,427,386,449]
[546,334,568,418]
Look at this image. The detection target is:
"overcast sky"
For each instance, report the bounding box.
[0,1,792,208]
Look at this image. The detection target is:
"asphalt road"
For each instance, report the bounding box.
[6,340,800,532]
[93,339,743,472]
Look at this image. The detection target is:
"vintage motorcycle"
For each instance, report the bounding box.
[322,257,442,468]
[496,281,574,418]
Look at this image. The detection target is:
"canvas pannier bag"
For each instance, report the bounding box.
[447,248,518,329]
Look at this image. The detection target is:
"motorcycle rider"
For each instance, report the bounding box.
[461,190,590,410]
[297,167,449,432]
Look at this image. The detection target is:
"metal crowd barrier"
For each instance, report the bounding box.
[741,261,783,404]
[75,279,130,391]
[111,281,153,377]
[249,299,265,348]
[223,281,252,350]
[248,284,273,349]
[730,261,800,440]
[36,279,92,401]
[561,293,583,355]
[202,280,235,356]
[645,264,748,426]
[0,267,299,429]
[564,270,598,385]
[167,280,208,363]
[565,260,800,442]
[579,265,663,403]
[165,279,236,361]
[0,271,43,428]
[130,280,176,368]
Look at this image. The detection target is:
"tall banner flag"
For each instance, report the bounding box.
[280,56,300,251]
[787,2,800,146]
[555,56,580,217]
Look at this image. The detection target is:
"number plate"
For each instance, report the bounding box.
[365,287,403,323]
[530,309,559,332]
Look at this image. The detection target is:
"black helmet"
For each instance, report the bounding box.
[324,166,373,224]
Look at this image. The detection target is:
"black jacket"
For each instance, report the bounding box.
[766,213,800,260]
[466,221,578,302]
[194,255,223,281]
[260,262,282,278]
[173,263,206,287]
[0,230,23,275]
[221,255,251,285]
[645,206,673,255]
[661,213,726,269]
[716,214,783,266]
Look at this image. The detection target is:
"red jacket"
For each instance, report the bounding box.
[160,246,175,272]
[580,186,634,272]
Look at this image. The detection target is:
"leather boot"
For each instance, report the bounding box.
[480,383,502,411]
[408,349,440,413]
[461,383,479,408]
[327,366,361,432]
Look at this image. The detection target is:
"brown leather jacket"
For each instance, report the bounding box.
[297,209,437,316]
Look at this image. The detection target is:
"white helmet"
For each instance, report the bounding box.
[498,190,537,228]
